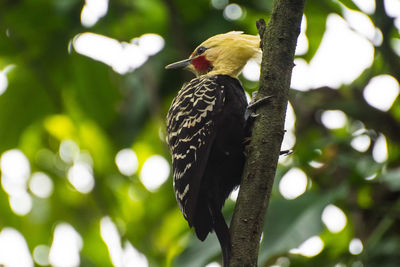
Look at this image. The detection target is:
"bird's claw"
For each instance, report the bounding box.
[250,113,260,118]
[247,95,275,111]
[279,149,293,156]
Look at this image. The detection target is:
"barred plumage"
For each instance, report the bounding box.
[166,75,247,234]
[165,31,260,267]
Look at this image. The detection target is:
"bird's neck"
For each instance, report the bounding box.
[204,63,245,78]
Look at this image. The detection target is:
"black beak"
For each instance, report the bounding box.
[165,58,192,69]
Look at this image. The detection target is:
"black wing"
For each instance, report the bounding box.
[166,76,224,226]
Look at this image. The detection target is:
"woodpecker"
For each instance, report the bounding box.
[165,32,261,266]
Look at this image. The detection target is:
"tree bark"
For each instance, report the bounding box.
[229,1,305,266]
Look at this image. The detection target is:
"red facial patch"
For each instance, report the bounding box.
[191,56,212,73]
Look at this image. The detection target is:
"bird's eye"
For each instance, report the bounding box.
[196,46,207,55]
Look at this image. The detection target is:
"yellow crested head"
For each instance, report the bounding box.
[166,31,261,77]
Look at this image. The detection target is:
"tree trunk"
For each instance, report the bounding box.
[229,0,305,266]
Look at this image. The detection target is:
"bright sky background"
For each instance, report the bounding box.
[0,0,399,266]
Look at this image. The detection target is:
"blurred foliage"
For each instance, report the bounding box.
[0,0,400,266]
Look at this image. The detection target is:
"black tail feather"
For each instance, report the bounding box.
[194,201,213,241]
[209,204,231,267]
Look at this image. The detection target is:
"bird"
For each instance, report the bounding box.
[165,32,261,267]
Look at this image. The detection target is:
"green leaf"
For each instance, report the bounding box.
[258,186,347,264]
[173,233,221,267]
[337,0,361,11]
[380,168,400,190]
[303,0,340,62]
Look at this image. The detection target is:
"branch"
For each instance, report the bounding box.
[229,0,305,266]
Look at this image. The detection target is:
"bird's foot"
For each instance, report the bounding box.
[245,93,274,120]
